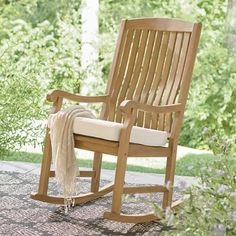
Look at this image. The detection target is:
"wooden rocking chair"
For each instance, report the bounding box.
[31,18,201,223]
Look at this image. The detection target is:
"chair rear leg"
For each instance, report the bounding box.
[91,152,102,193]
[38,129,52,195]
[162,145,177,209]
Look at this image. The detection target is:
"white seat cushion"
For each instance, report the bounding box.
[73,117,168,147]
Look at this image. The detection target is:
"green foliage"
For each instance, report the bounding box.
[175,153,215,176]
[142,134,236,235]
[3,151,43,163]
[171,158,236,235]
[164,134,236,235]
[179,0,236,148]
[0,0,82,156]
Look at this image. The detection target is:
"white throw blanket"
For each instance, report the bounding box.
[48,105,95,207]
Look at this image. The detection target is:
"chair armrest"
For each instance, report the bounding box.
[120,100,183,114]
[46,89,109,104]
[117,100,183,145]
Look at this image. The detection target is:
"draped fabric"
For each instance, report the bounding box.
[48,106,95,204]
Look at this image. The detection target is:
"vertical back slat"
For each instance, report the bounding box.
[159,33,183,131]
[156,32,177,130]
[168,33,190,105]
[151,32,176,129]
[139,31,158,103]
[109,29,134,120]
[161,33,183,105]
[144,31,163,128]
[115,30,142,122]
[153,32,177,106]
[126,30,149,100]
[135,30,156,126]
[146,32,170,129]
[106,22,128,120]
[134,30,155,103]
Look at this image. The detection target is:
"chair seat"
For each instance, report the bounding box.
[73,117,168,147]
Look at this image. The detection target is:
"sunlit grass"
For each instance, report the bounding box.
[1,151,217,176]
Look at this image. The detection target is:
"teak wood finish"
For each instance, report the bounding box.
[31,18,201,223]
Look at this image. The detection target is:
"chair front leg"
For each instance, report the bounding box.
[38,129,52,195]
[110,108,136,214]
[111,147,128,214]
[162,141,178,209]
[31,97,62,199]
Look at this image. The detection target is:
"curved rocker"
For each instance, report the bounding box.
[104,212,158,223]
[103,198,185,223]
[30,182,114,205]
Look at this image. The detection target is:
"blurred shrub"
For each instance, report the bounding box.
[164,132,236,235]
[0,0,82,155]
[179,0,236,149]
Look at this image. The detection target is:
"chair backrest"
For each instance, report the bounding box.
[102,18,201,138]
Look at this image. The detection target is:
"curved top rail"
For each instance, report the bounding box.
[124,17,201,32]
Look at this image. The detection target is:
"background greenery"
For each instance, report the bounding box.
[165,134,236,235]
[0,0,235,155]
